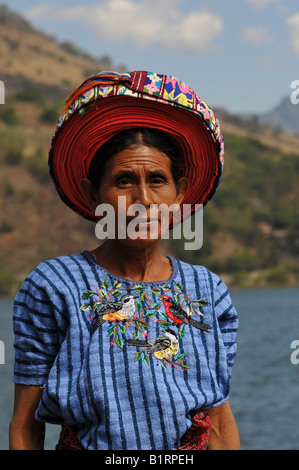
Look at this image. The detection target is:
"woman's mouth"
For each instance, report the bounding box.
[133,218,159,225]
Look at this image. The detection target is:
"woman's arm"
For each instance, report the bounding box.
[9,384,45,450]
[207,400,241,450]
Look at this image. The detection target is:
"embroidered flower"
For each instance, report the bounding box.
[203,108,210,120]
[144,82,159,95]
[148,73,162,84]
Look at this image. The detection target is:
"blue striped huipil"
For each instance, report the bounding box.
[13,251,238,450]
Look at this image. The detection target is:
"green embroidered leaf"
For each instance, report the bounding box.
[135,352,149,364]
[196,299,209,307]
[81,290,96,300]
[161,361,168,369]
[115,335,124,349]
[181,364,191,370]
[141,352,149,365]
[153,302,161,309]
[159,321,171,328]
[135,320,148,329]
[145,310,158,318]
[92,302,104,312]
[134,352,140,362]
[173,353,185,362]
[134,285,146,294]
[186,305,193,316]
[133,330,139,340]
[174,282,184,291]
[107,325,116,338]
[113,280,122,289]
[99,288,107,299]
[101,278,110,289]
[151,287,160,294]
[80,303,90,311]
[140,292,146,302]
[178,326,186,339]
[119,324,127,335]
[161,284,170,291]
[158,310,168,321]
[112,289,122,298]
[174,294,181,305]
[135,299,143,311]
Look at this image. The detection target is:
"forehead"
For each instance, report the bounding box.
[105,145,172,173]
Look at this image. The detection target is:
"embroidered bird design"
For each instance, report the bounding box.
[92,294,137,332]
[127,328,179,360]
[159,294,212,332]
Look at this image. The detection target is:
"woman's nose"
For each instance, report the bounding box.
[131,183,153,207]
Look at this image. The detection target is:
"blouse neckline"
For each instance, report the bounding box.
[81,250,178,286]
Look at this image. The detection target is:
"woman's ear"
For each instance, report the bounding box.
[79,178,99,213]
[175,177,189,206]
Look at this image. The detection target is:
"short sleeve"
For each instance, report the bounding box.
[13,266,69,386]
[213,276,238,382]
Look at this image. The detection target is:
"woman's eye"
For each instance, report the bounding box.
[118,178,132,186]
[152,177,166,185]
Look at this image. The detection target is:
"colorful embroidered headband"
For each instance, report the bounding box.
[49,70,224,224]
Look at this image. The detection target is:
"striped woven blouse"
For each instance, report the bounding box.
[13,251,238,450]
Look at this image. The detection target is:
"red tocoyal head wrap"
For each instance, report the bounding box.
[48,71,224,227]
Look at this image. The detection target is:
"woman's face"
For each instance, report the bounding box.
[88,144,188,245]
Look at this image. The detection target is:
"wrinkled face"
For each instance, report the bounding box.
[93,144,187,245]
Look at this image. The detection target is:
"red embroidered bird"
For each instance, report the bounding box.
[159,294,212,332]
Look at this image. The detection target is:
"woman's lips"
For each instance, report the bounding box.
[130,218,160,227]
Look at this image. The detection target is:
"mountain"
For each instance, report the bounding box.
[0,5,298,298]
[258,96,299,136]
[0,3,115,99]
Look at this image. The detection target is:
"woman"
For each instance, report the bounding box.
[10,71,240,450]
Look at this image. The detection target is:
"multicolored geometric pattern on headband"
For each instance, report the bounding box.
[55,71,224,164]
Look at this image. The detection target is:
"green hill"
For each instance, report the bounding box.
[173,133,299,288]
[0,4,298,297]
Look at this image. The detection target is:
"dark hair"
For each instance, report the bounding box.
[89,128,184,191]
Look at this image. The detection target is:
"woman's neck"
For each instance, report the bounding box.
[91,240,172,282]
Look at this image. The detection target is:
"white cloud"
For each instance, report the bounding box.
[164,11,223,53]
[241,26,273,45]
[26,0,223,53]
[247,0,272,6]
[287,13,299,56]
[247,0,286,7]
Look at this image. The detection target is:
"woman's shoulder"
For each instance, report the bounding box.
[14,251,95,310]
[174,258,237,322]
[174,257,223,287]
[20,251,90,290]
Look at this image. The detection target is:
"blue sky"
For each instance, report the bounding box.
[5,0,299,114]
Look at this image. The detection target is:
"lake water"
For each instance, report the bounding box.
[1,287,298,450]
